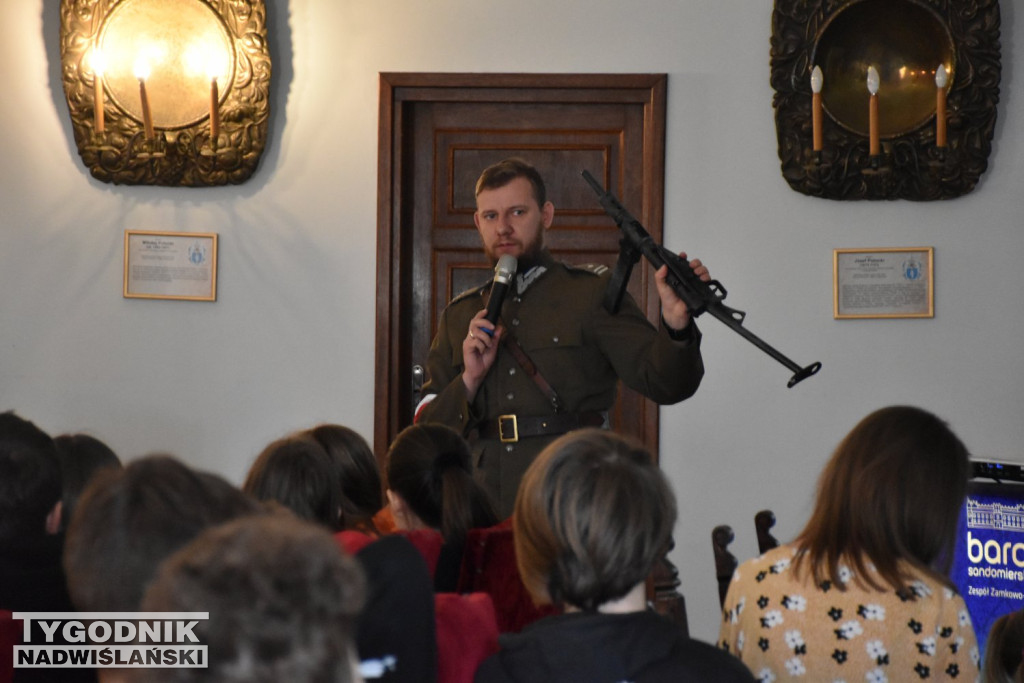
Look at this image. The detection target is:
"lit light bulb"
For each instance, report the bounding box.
[866,66,879,95]
[810,66,823,94]
[133,58,151,82]
[91,49,106,78]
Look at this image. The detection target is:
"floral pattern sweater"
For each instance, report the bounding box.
[717,544,979,683]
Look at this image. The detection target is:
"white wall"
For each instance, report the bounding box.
[1,0,1021,642]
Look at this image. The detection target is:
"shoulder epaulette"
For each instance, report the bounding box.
[449,282,488,305]
[566,262,611,277]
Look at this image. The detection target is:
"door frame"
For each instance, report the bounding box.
[374,72,668,459]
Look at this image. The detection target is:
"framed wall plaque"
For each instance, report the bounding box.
[834,247,933,319]
[124,230,218,301]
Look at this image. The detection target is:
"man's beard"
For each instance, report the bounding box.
[486,231,544,270]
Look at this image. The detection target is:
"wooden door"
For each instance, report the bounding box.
[374,73,668,459]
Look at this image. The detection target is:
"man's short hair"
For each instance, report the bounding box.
[64,454,263,611]
[474,158,547,206]
[140,512,367,683]
[0,411,61,543]
[513,428,676,611]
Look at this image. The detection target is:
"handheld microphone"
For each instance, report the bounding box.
[482,254,517,335]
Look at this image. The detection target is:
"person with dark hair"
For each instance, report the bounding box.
[53,433,121,532]
[415,157,708,516]
[243,433,342,529]
[475,428,754,682]
[64,454,263,613]
[385,423,498,591]
[305,424,384,534]
[0,411,62,552]
[0,411,95,682]
[718,405,980,681]
[138,513,367,683]
[984,609,1024,683]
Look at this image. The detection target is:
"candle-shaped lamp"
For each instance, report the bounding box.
[866,66,880,156]
[810,66,823,152]
[91,49,106,134]
[208,68,221,144]
[935,64,949,148]
[134,58,155,141]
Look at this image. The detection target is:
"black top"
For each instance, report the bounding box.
[474,610,754,683]
[0,534,96,682]
[353,535,438,683]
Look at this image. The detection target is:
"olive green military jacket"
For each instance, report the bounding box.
[416,249,704,516]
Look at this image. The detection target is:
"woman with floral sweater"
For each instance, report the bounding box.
[718,406,980,682]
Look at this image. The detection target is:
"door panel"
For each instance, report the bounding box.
[376,73,667,460]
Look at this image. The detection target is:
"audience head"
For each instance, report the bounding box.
[64,454,262,611]
[513,428,676,612]
[385,423,497,544]
[983,609,1024,683]
[53,432,121,532]
[794,405,970,592]
[243,434,341,529]
[0,410,62,545]
[305,424,384,532]
[140,512,366,683]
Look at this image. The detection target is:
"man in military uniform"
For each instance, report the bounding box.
[415,158,707,516]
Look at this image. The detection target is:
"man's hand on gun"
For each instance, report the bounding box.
[657,252,711,332]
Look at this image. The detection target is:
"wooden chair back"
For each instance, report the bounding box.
[712,525,738,608]
[713,509,780,608]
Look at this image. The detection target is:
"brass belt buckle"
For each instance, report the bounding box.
[498,414,519,443]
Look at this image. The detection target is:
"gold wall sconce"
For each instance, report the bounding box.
[59,0,271,186]
[771,0,1000,200]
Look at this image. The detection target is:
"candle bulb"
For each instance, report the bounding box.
[134,59,155,141]
[866,66,880,156]
[935,64,949,148]
[92,50,105,135]
[209,74,220,144]
[810,65,823,152]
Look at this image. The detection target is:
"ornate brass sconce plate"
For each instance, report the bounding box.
[771,0,1000,200]
[59,0,271,186]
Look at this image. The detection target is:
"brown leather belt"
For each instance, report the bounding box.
[478,411,606,443]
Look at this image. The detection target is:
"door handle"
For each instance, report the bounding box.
[410,364,424,418]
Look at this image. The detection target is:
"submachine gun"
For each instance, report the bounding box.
[581,170,822,388]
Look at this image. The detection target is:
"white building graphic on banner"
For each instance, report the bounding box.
[967,497,1024,532]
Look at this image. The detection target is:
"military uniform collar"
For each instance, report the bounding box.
[515,249,556,295]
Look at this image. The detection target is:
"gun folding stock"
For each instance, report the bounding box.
[581,170,821,388]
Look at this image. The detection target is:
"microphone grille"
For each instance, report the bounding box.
[494,254,517,283]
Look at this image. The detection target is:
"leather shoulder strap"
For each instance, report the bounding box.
[501,332,562,414]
